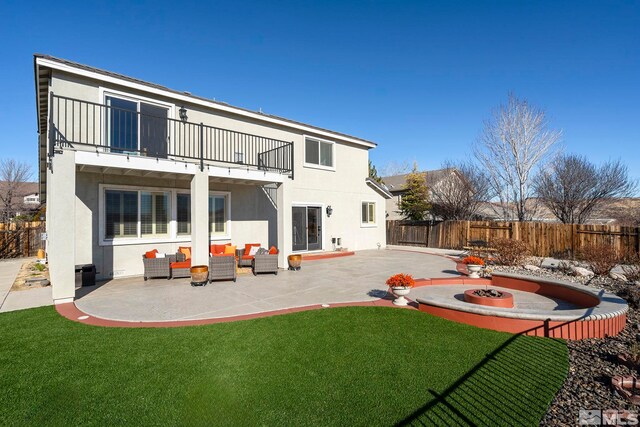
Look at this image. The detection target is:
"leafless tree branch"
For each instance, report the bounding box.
[474,93,562,221]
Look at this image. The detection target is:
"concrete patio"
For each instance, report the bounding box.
[75,249,460,322]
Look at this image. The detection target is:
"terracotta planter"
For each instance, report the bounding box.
[391,286,411,306]
[37,249,45,259]
[190,265,209,286]
[612,376,640,404]
[288,255,302,270]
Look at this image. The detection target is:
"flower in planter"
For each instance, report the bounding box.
[462,256,485,266]
[386,273,415,288]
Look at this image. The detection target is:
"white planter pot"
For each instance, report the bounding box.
[466,264,483,279]
[391,286,411,306]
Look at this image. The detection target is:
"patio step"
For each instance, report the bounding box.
[302,251,355,261]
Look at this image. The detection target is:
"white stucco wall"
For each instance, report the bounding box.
[49,69,388,282]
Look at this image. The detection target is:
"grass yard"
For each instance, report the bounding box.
[0,306,567,426]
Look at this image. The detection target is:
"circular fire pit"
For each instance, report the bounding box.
[464,289,514,308]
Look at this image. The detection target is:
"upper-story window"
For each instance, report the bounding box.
[105,94,169,158]
[304,137,334,169]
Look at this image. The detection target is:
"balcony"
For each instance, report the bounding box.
[48,94,294,176]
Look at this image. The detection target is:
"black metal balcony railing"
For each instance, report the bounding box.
[48,93,294,176]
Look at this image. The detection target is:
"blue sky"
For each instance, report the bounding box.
[1,0,638,182]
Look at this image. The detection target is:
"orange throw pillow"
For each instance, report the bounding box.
[145,249,158,259]
[269,246,278,255]
[178,246,191,260]
[224,245,237,255]
[212,244,230,255]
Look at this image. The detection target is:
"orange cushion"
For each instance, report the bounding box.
[269,246,278,255]
[178,246,191,260]
[211,243,230,255]
[213,253,233,257]
[170,261,191,269]
[145,249,158,259]
[244,243,261,254]
[241,255,254,260]
[224,245,237,255]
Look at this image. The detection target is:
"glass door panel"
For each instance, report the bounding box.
[292,206,307,251]
[307,207,322,251]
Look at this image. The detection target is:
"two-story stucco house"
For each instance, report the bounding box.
[34,54,391,304]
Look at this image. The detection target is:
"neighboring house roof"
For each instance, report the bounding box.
[33,54,377,149]
[365,178,392,199]
[381,168,454,193]
[0,182,40,211]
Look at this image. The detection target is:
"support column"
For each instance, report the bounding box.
[190,170,209,266]
[47,149,76,304]
[276,182,287,269]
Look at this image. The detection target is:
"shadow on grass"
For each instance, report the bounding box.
[396,327,568,426]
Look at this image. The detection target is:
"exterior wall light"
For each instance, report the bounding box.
[326,205,333,217]
[179,106,188,121]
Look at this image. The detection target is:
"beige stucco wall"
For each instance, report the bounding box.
[50,70,387,281]
[76,171,272,279]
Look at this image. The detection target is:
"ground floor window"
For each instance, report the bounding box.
[175,193,229,237]
[101,185,230,244]
[105,190,138,238]
[361,201,376,225]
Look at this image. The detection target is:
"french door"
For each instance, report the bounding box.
[292,206,322,252]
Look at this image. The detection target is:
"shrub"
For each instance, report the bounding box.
[622,253,640,283]
[490,238,530,266]
[462,256,485,266]
[386,273,415,288]
[577,244,621,276]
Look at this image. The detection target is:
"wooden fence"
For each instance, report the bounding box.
[387,220,640,258]
[0,222,46,259]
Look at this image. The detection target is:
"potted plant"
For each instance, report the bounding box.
[386,273,415,306]
[462,256,485,279]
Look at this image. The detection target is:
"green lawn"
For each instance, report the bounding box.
[0,306,567,426]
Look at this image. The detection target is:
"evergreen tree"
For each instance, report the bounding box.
[399,169,430,220]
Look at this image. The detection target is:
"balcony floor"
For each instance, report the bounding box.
[74,249,461,322]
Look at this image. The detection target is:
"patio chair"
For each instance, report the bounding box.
[209,255,237,282]
[142,250,171,280]
[238,243,262,267]
[252,247,279,275]
[170,252,191,279]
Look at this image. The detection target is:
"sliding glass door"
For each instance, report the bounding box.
[292,206,322,252]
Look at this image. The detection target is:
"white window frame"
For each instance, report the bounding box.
[98,184,231,246]
[208,191,232,240]
[303,135,336,171]
[361,200,377,228]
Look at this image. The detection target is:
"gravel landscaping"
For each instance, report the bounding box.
[487,263,639,426]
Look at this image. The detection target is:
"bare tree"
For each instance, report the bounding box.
[474,93,562,221]
[429,160,492,220]
[0,159,33,223]
[380,160,412,177]
[534,154,637,224]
